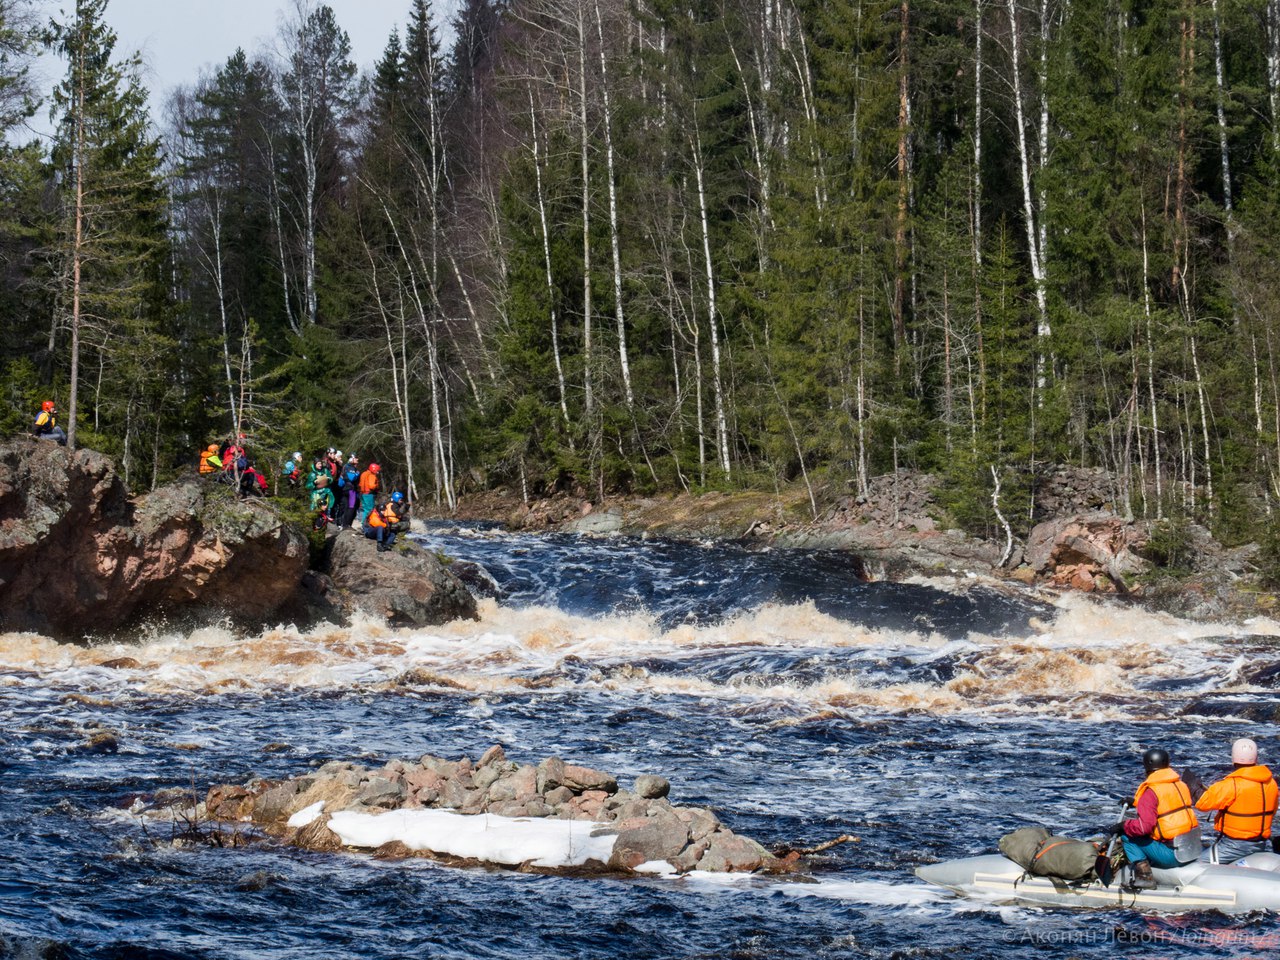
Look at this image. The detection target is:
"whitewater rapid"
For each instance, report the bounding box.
[7,530,1280,959]
[3,589,1276,721]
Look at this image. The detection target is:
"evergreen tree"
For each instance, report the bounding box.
[47,0,172,482]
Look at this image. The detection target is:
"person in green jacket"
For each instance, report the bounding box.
[309,475,336,530]
[305,457,326,493]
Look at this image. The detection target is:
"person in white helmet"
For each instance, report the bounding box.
[1196,738,1278,863]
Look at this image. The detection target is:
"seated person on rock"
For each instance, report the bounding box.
[1196,738,1278,864]
[1098,748,1202,890]
[32,401,67,445]
[364,491,407,552]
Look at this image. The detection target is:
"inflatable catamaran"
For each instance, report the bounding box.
[916,852,1280,912]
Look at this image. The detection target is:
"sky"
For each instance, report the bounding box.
[29,0,453,138]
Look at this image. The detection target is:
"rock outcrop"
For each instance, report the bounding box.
[325,532,478,626]
[200,747,781,876]
[0,440,309,637]
[1024,512,1149,592]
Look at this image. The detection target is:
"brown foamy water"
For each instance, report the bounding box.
[1,593,1274,720]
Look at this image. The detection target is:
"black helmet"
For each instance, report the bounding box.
[1142,748,1170,774]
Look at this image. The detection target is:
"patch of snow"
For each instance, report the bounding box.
[327,809,617,868]
[287,801,326,828]
[634,860,676,875]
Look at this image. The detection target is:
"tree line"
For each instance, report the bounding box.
[3,0,1280,544]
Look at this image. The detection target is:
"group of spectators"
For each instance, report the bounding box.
[200,440,410,552]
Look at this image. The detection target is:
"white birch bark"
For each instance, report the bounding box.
[1005,0,1050,384]
[576,12,595,419]
[593,0,634,409]
[529,93,571,428]
[1269,0,1280,153]
[1211,0,1234,217]
[692,127,731,476]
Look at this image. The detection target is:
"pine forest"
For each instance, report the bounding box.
[5,0,1280,546]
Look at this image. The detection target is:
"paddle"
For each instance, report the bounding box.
[1094,800,1131,887]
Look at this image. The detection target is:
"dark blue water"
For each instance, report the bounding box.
[2,530,1279,959]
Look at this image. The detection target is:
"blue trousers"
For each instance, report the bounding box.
[1201,835,1270,864]
[1122,836,1187,868]
[363,523,395,547]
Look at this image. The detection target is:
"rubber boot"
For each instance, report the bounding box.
[1127,859,1156,891]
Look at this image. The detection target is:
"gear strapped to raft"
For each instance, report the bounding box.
[999,826,1104,884]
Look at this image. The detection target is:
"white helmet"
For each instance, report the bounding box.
[327,447,336,455]
[336,450,343,460]
[1233,738,1259,765]
[293,451,303,461]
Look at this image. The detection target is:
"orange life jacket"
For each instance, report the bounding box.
[1200,765,1278,840]
[199,447,220,474]
[1135,769,1199,842]
[368,506,387,528]
[359,469,380,495]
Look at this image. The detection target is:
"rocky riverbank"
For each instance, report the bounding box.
[0,439,475,639]
[198,747,792,876]
[437,468,1268,622]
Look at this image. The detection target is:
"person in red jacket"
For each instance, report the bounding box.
[1099,748,1203,890]
[1196,738,1278,864]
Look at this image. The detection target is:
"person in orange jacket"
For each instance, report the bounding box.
[1104,748,1203,889]
[363,491,406,551]
[1196,738,1278,864]
[199,444,222,474]
[357,462,381,527]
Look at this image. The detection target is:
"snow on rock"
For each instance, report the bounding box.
[203,747,784,877]
[328,808,617,868]
[286,800,326,828]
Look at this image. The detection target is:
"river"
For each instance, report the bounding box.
[3,527,1280,958]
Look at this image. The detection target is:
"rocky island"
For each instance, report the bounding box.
[198,747,792,876]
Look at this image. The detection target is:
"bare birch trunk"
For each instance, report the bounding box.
[1005,0,1050,387]
[576,13,595,419]
[892,0,910,355]
[692,128,731,476]
[530,93,571,429]
[593,0,633,409]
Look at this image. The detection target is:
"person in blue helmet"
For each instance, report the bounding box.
[364,491,408,551]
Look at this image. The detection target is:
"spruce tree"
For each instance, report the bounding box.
[47,0,172,480]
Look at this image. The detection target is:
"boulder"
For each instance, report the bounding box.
[294,815,344,852]
[607,814,691,870]
[698,832,768,872]
[325,531,477,627]
[561,764,617,794]
[536,757,566,794]
[634,775,670,799]
[0,440,309,638]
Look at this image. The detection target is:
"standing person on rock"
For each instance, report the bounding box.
[32,401,67,445]
[310,475,336,531]
[1196,738,1278,864]
[357,462,381,527]
[335,465,360,530]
